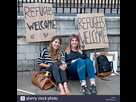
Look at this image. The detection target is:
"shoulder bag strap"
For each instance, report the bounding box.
[49,78,57,90]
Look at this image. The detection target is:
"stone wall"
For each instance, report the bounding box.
[17,15,120,72]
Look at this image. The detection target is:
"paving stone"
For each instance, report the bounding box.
[17,74,120,95]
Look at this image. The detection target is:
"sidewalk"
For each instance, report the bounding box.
[17,72,120,95]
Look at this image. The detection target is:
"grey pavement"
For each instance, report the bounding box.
[17,72,120,95]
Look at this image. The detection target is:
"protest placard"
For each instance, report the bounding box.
[77,13,109,50]
[23,3,56,42]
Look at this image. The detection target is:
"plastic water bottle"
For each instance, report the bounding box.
[45,71,49,77]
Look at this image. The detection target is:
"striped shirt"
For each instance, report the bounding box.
[37,47,65,66]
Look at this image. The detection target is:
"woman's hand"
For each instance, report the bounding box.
[59,63,67,71]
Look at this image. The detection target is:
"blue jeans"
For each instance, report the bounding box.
[66,58,95,83]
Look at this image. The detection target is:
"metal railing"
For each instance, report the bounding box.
[17,0,120,14]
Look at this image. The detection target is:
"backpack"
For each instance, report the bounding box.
[96,55,113,80]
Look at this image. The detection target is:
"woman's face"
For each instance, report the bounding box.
[70,38,78,48]
[51,39,61,50]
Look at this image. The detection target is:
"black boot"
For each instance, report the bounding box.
[80,85,92,95]
[90,84,97,95]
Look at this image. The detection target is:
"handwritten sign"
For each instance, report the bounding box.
[23,3,56,42]
[77,13,109,50]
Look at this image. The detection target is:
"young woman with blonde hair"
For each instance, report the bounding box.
[38,35,71,95]
[65,34,97,95]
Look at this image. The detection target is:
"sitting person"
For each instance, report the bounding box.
[37,35,71,95]
[65,34,97,95]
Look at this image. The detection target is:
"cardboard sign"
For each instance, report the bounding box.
[23,3,56,42]
[77,13,109,50]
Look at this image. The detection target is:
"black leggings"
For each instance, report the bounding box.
[42,62,68,85]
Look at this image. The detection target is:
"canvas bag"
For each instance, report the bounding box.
[32,71,57,90]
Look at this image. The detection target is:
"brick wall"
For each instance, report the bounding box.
[17,15,120,72]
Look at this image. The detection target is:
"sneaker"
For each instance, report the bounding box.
[80,85,92,95]
[90,84,97,95]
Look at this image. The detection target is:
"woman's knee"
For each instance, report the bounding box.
[77,59,85,63]
[85,58,93,63]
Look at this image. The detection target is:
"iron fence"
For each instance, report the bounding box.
[17,0,120,14]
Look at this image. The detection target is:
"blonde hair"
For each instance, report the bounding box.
[65,35,82,55]
[48,36,62,62]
